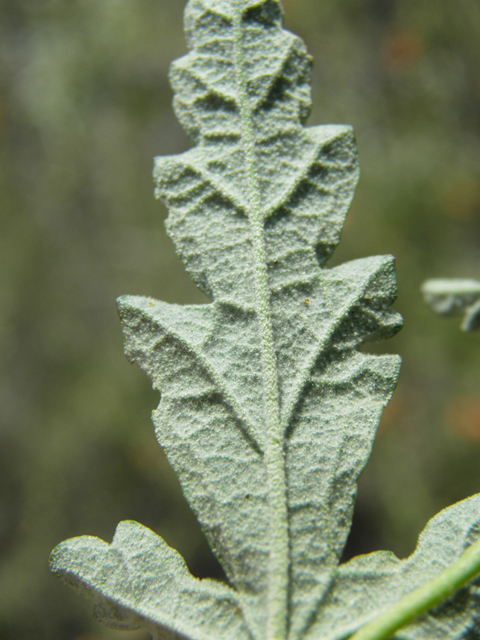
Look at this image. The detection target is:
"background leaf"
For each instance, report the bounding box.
[422,279,480,331]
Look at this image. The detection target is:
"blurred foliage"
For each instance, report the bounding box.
[1,0,480,638]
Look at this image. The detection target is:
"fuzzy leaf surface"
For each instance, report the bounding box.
[50,520,249,640]
[305,495,480,640]
[50,1,480,640]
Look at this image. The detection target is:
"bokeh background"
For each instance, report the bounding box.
[2,0,480,638]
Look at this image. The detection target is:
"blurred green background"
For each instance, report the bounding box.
[1,0,480,638]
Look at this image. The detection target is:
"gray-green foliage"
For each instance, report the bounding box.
[422,279,480,331]
[50,1,480,639]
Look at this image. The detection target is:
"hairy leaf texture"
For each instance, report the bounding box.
[51,2,480,640]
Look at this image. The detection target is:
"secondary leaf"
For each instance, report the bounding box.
[50,1,480,640]
[422,278,480,331]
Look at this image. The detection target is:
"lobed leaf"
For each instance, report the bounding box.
[51,1,480,640]
[50,520,250,640]
[304,495,480,640]
[116,252,402,636]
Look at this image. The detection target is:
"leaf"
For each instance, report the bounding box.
[50,520,249,640]
[422,278,480,331]
[116,258,402,639]
[304,494,480,640]
[50,1,480,640]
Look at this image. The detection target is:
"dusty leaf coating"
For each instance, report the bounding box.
[51,2,480,639]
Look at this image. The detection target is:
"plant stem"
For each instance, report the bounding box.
[232,4,289,640]
[349,537,480,640]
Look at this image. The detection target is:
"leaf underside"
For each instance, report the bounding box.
[51,1,480,639]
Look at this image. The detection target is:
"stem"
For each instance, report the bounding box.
[349,538,480,640]
[232,4,289,640]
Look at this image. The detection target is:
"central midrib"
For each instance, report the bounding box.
[232,4,290,640]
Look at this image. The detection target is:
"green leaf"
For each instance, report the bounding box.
[50,520,249,640]
[422,279,480,331]
[306,494,480,640]
[50,1,480,639]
